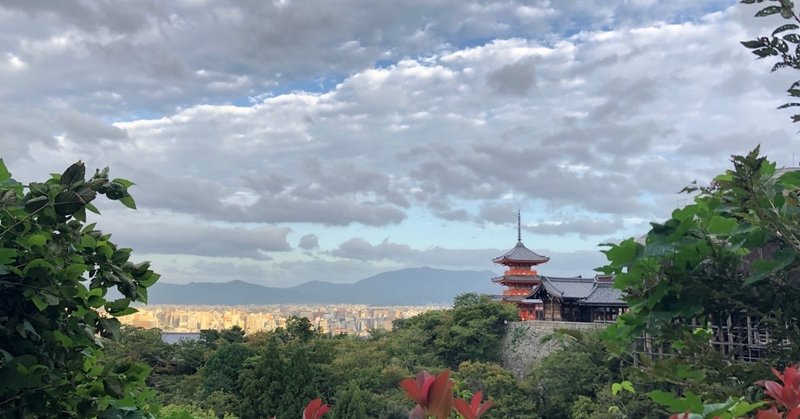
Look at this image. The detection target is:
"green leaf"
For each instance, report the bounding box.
[702,398,738,417]
[52,330,73,347]
[16,321,38,338]
[72,206,86,222]
[111,178,135,188]
[24,195,49,213]
[99,317,121,340]
[0,248,18,265]
[85,202,100,214]
[43,292,59,306]
[0,159,11,181]
[106,298,131,312]
[774,23,799,35]
[603,239,641,266]
[611,382,622,395]
[23,259,55,279]
[756,5,783,16]
[111,307,138,316]
[745,247,796,284]
[96,243,113,261]
[677,364,706,381]
[54,190,85,216]
[25,233,48,247]
[785,33,800,43]
[135,285,148,304]
[137,271,159,288]
[79,234,96,249]
[60,161,85,186]
[621,380,635,393]
[706,216,737,235]
[741,39,765,48]
[103,375,125,399]
[118,195,136,210]
[729,400,765,416]
[649,390,703,414]
[111,249,131,265]
[31,295,48,311]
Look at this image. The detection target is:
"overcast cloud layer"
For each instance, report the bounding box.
[1,0,796,287]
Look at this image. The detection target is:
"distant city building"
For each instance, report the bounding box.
[491,212,627,322]
[120,304,444,337]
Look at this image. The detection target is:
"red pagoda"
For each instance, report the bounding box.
[491,212,549,320]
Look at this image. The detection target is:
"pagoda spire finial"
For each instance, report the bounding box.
[517,210,522,243]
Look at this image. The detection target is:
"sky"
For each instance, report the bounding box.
[1,0,798,287]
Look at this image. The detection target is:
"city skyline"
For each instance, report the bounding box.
[122,304,445,337]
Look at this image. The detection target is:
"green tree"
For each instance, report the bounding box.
[436,299,517,368]
[285,315,316,342]
[453,292,483,308]
[388,310,448,369]
[202,343,254,396]
[455,361,537,419]
[199,329,221,347]
[600,148,800,397]
[527,333,618,419]
[106,326,174,377]
[160,403,236,419]
[239,337,325,418]
[330,380,368,419]
[0,161,159,417]
[220,325,245,344]
[239,347,284,418]
[277,346,319,416]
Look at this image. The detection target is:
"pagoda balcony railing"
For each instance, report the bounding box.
[503,289,531,296]
[504,269,538,276]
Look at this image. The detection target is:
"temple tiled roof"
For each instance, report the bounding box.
[540,276,595,299]
[582,283,625,305]
[527,275,625,306]
[492,241,549,264]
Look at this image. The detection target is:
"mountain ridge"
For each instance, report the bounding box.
[145,267,501,305]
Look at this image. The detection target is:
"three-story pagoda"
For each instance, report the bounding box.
[492,212,549,320]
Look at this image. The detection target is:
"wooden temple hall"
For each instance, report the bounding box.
[490,213,627,322]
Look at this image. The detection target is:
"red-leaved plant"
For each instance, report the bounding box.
[303,398,330,419]
[756,365,800,418]
[401,370,454,419]
[400,370,493,419]
[301,369,494,419]
[453,390,494,419]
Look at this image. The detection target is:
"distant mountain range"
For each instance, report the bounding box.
[144,267,501,305]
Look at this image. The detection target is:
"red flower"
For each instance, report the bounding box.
[453,391,494,419]
[303,398,330,419]
[400,370,454,419]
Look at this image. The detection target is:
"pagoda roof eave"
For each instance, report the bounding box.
[492,241,549,264]
[492,275,542,283]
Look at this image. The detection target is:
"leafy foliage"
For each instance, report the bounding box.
[454,361,537,419]
[601,147,800,388]
[0,160,158,417]
[527,332,619,419]
[741,0,800,122]
[201,343,253,397]
[329,381,368,419]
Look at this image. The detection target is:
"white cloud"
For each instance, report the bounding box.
[2,0,796,285]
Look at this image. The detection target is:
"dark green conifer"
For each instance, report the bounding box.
[330,381,368,419]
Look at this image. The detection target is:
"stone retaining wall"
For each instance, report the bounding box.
[500,321,610,379]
